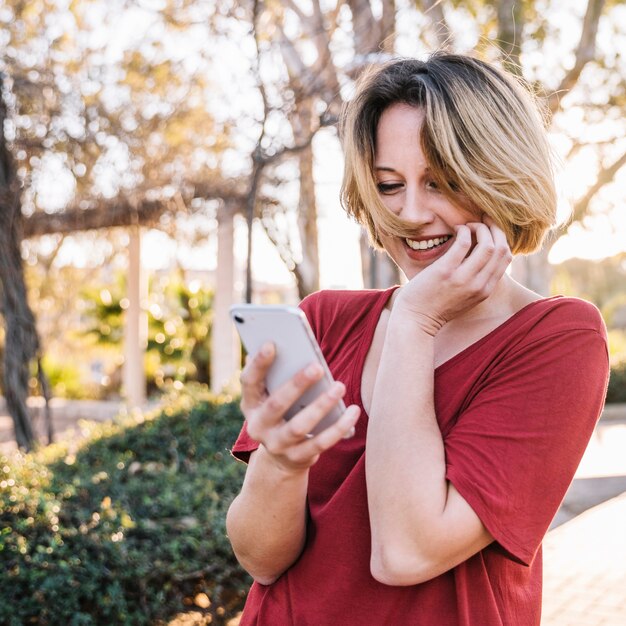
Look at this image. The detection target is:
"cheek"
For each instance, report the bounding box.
[380,195,402,216]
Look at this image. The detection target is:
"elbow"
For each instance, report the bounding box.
[251,573,280,586]
[369,544,443,587]
[229,549,286,587]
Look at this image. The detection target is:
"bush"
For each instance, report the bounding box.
[607,361,626,403]
[0,386,250,625]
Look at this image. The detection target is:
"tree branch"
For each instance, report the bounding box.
[496,0,524,76]
[420,0,454,50]
[22,181,246,238]
[546,0,606,114]
[569,149,626,225]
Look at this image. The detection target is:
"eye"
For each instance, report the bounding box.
[425,179,440,191]
[377,182,403,194]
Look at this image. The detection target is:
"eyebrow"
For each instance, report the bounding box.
[374,165,433,173]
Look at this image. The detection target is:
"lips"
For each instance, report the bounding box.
[402,234,454,261]
[405,235,452,251]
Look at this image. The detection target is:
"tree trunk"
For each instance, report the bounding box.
[360,232,401,289]
[496,0,524,76]
[0,77,39,450]
[349,0,400,289]
[296,141,320,299]
[292,102,321,299]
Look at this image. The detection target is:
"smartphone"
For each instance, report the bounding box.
[230,304,347,436]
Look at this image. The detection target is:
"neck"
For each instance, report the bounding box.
[455,273,540,323]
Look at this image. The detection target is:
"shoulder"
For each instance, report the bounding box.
[521,296,607,339]
[299,288,393,321]
[299,287,396,340]
[498,296,609,375]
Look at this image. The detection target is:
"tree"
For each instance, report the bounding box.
[416,0,626,294]
[227,0,626,297]
[1,0,240,444]
[0,74,39,449]
[214,0,402,300]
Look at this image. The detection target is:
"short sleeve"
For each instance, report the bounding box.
[445,327,609,566]
[231,421,258,463]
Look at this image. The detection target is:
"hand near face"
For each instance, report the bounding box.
[393,217,513,335]
[239,345,360,473]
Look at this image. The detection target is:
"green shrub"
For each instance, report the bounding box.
[607,361,626,403]
[0,386,250,625]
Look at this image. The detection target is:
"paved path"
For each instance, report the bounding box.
[543,491,626,625]
[0,397,147,454]
[542,417,626,625]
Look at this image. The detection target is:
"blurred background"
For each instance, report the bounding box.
[1,0,626,427]
[0,1,625,624]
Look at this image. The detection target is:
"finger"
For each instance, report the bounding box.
[439,223,472,268]
[477,220,513,284]
[458,222,496,272]
[292,405,361,460]
[472,220,512,275]
[252,362,325,431]
[486,218,511,254]
[274,380,348,444]
[240,342,276,409]
[460,222,511,293]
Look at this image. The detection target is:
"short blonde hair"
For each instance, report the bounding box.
[340,53,557,255]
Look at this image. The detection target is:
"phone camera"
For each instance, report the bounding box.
[234,315,245,324]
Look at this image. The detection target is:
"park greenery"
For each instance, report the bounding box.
[0,386,250,626]
[0,3,625,625]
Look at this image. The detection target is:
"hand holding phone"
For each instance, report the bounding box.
[230,304,348,436]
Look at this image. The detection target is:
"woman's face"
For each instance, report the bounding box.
[374,103,479,280]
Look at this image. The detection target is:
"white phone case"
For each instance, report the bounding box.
[230,304,347,436]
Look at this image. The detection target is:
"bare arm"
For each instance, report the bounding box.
[226,447,309,585]
[226,345,360,584]
[366,220,512,585]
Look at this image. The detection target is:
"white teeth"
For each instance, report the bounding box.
[405,235,451,250]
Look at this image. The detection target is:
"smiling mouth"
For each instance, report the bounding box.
[405,235,452,251]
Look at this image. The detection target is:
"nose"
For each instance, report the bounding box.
[399,187,435,225]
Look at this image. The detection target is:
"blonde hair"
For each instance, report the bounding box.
[340,53,557,255]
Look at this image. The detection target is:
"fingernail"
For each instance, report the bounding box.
[305,363,322,378]
[261,342,274,357]
[329,382,345,398]
[344,426,356,439]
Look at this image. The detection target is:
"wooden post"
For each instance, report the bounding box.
[123,227,147,407]
[211,202,239,394]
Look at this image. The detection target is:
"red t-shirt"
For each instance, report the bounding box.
[231,288,609,626]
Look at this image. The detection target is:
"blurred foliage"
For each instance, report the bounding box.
[0,386,250,625]
[552,253,626,364]
[607,361,626,403]
[2,0,230,215]
[37,354,100,400]
[81,271,214,394]
[15,261,215,400]
[551,253,626,318]
[607,329,626,365]
[0,319,4,391]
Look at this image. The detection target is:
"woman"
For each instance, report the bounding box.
[226,53,609,625]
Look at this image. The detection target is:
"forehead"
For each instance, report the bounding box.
[375,103,426,162]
